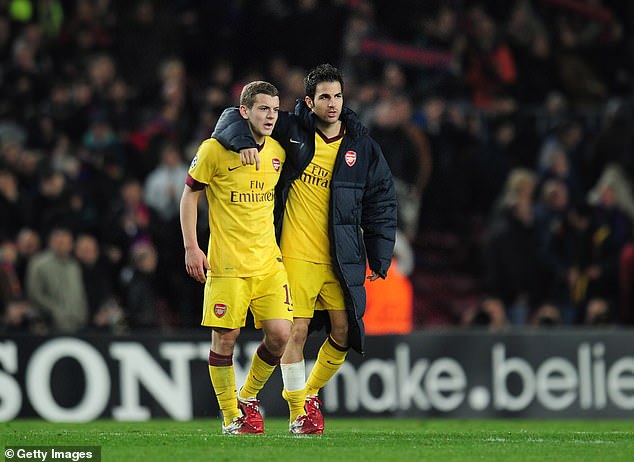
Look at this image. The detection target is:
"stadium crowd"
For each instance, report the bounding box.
[1,0,634,334]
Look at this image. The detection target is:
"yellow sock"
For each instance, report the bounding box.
[305,336,348,396]
[282,388,307,423]
[208,351,240,426]
[239,343,280,400]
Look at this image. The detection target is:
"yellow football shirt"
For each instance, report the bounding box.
[281,129,343,263]
[188,137,285,277]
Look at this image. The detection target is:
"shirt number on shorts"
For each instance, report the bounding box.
[283,284,292,306]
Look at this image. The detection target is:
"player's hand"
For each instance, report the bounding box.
[240,148,260,170]
[185,247,210,283]
[367,271,380,281]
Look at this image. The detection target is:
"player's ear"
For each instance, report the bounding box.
[305,96,313,109]
[239,105,249,119]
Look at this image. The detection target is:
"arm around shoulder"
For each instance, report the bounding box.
[212,107,257,151]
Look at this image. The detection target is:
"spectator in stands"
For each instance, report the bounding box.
[587,165,634,324]
[143,142,188,223]
[536,143,584,210]
[0,15,12,64]
[122,240,170,330]
[0,240,22,313]
[548,0,618,106]
[462,296,508,331]
[482,168,547,325]
[105,77,137,139]
[25,226,88,332]
[462,4,517,111]
[115,0,177,104]
[370,94,431,241]
[13,227,40,289]
[478,114,540,214]
[127,58,195,179]
[86,53,117,102]
[585,99,634,190]
[103,177,153,260]
[74,233,125,332]
[3,24,51,125]
[57,0,113,69]
[530,302,562,327]
[416,93,482,234]
[31,168,78,236]
[0,168,30,240]
[62,79,96,143]
[505,0,555,104]
[584,297,612,326]
[0,234,43,333]
[191,84,229,142]
[339,0,376,81]
[81,112,121,170]
[537,118,586,200]
[143,141,190,326]
[533,178,584,324]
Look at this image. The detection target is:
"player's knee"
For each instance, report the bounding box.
[273,326,291,347]
[264,323,292,353]
[291,321,309,341]
[211,328,240,354]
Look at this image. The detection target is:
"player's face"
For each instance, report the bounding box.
[242,94,279,143]
[306,81,343,126]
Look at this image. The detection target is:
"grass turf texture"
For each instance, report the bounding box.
[2,419,633,462]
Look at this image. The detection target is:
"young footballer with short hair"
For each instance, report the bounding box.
[180,81,291,435]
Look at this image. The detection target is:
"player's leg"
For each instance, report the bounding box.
[281,317,311,424]
[300,312,348,435]
[241,265,293,403]
[305,272,349,397]
[235,318,290,435]
[239,318,291,400]
[208,327,242,427]
[283,317,323,434]
[302,269,349,433]
[202,276,257,434]
[305,310,349,396]
[279,258,321,429]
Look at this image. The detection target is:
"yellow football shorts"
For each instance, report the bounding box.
[283,257,346,319]
[201,262,293,329]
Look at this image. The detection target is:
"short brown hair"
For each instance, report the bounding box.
[239,81,279,108]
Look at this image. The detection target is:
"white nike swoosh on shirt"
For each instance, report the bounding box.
[290,139,301,144]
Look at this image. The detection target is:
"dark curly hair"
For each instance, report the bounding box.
[304,64,344,100]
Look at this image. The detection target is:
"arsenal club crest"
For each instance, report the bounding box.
[272,158,281,172]
[345,150,357,167]
[214,303,227,318]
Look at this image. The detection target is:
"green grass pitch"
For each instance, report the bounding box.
[2,419,633,462]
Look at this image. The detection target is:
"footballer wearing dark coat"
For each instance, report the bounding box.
[213,99,397,354]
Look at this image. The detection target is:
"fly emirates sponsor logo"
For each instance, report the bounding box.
[323,343,634,413]
[300,163,330,188]
[230,180,274,203]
